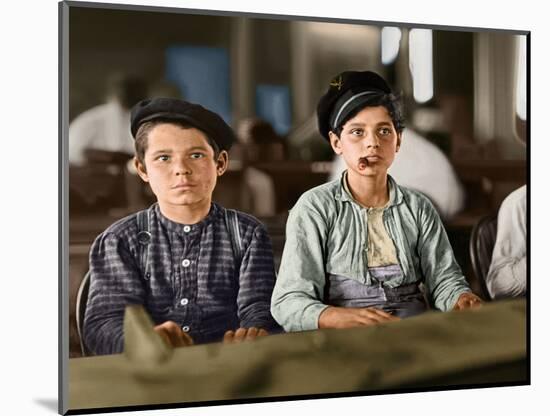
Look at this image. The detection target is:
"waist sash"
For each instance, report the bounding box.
[326,271,427,318]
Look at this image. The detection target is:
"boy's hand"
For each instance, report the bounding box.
[452,292,483,310]
[223,327,269,343]
[319,306,400,329]
[154,321,194,348]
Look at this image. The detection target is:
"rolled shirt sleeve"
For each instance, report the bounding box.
[416,196,471,311]
[271,203,330,332]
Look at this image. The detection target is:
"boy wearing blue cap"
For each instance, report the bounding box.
[271,71,481,332]
[84,98,280,355]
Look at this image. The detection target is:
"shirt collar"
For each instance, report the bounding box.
[154,202,220,234]
[335,170,403,207]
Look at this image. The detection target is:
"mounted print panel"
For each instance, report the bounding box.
[59,1,528,414]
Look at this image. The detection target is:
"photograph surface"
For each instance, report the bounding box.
[60,1,528,414]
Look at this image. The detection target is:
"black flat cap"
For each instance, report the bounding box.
[130,97,236,151]
[316,71,392,140]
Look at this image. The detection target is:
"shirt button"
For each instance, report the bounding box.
[182,259,191,267]
[183,225,191,233]
[182,325,190,332]
[180,298,189,306]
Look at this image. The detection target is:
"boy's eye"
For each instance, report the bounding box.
[379,127,392,135]
[157,155,170,161]
[190,153,205,159]
[350,129,363,136]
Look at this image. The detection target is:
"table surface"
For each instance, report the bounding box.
[67,298,527,413]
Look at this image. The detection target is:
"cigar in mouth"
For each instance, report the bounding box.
[358,157,369,169]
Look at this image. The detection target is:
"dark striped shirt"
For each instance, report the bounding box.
[83,203,280,355]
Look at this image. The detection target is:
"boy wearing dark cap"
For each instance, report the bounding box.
[271,71,481,332]
[84,98,280,355]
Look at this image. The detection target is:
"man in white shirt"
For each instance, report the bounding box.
[486,185,527,299]
[69,74,147,166]
[330,128,465,220]
[69,74,148,211]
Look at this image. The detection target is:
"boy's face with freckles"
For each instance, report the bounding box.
[134,123,228,212]
[329,105,401,180]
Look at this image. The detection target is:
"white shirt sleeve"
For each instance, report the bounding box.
[68,109,99,166]
[486,186,527,299]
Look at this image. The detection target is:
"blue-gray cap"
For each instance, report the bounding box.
[316,71,394,140]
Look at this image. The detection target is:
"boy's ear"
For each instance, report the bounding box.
[329,131,343,155]
[216,150,229,176]
[134,157,149,183]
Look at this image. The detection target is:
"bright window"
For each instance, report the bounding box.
[381,27,402,65]
[515,35,527,121]
[409,29,434,103]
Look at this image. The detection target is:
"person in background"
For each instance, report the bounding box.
[69,73,147,166]
[84,98,281,355]
[271,70,481,333]
[69,73,149,212]
[486,185,526,299]
[236,117,286,217]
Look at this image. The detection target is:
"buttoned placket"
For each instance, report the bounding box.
[176,225,201,335]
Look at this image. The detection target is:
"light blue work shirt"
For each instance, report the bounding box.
[271,174,471,332]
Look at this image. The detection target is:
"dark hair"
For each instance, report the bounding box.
[134,119,221,168]
[332,92,405,137]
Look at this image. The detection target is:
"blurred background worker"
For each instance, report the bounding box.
[330,128,465,220]
[69,73,148,213]
[236,117,287,217]
[485,184,526,299]
[69,72,147,166]
[485,105,528,300]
